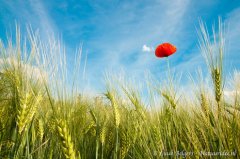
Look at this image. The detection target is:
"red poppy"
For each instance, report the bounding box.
[155,43,177,58]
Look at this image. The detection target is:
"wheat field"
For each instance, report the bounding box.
[0,22,239,159]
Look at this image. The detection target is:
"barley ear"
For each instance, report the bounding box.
[17,92,31,134]
[57,119,78,159]
[99,125,106,145]
[200,93,209,117]
[162,92,176,109]
[120,131,130,159]
[105,91,120,128]
[35,118,44,141]
[213,68,222,113]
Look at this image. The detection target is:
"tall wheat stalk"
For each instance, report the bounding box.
[105,88,120,159]
[198,18,225,118]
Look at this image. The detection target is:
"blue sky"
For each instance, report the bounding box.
[0,0,240,94]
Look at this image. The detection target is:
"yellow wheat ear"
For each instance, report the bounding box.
[57,119,78,159]
[105,90,120,128]
[37,118,44,141]
[213,68,222,114]
[119,130,130,159]
[200,93,209,117]
[198,18,225,117]
[162,92,177,109]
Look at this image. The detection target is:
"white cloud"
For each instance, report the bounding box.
[1,0,58,42]
[225,7,240,65]
[142,44,153,52]
[28,0,57,38]
[223,71,240,101]
[0,57,48,83]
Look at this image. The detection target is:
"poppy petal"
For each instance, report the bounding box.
[155,43,177,58]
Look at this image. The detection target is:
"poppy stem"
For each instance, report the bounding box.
[166,57,171,77]
[166,57,174,90]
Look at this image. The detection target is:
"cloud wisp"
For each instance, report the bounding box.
[142,44,153,52]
